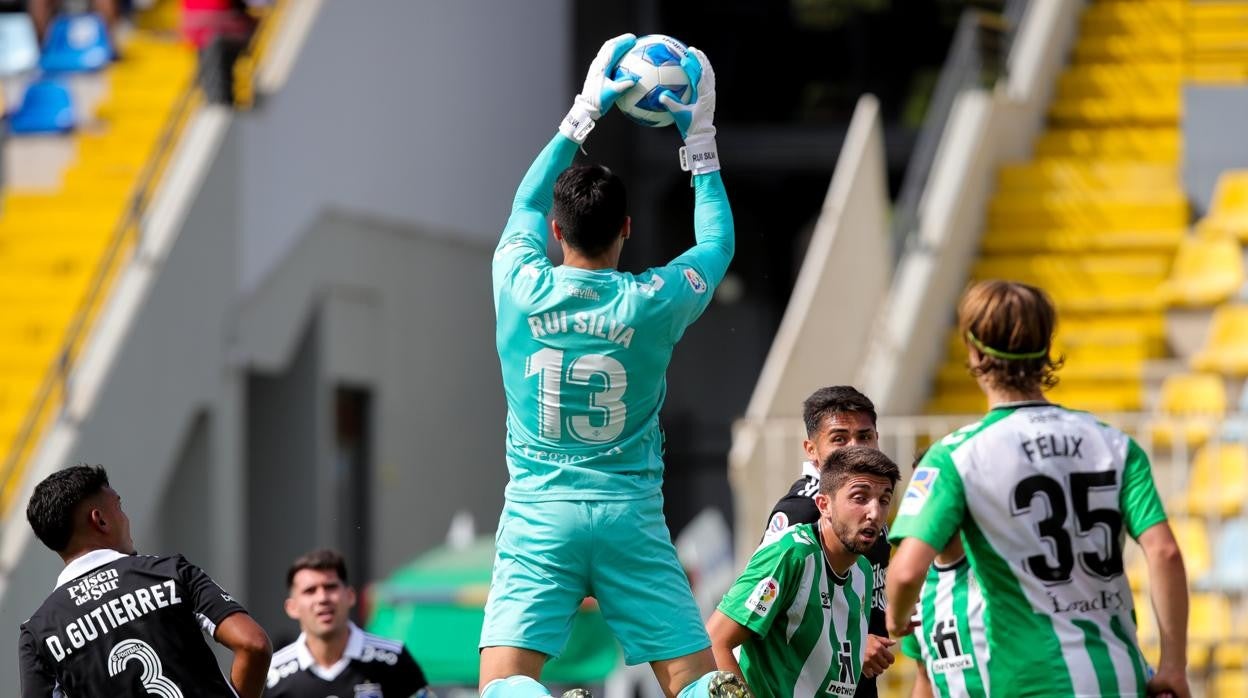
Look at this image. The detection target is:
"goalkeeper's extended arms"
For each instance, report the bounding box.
[559,33,637,144]
[663,46,732,285]
[660,46,719,174]
[498,35,637,259]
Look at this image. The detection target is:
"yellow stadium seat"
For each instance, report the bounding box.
[1149,372,1226,449]
[996,159,1180,193]
[1216,642,1248,669]
[1158,235,1245,307]
[1073,33,1183,63]
[1048,94,1181,125]
[1211,669,1248,697]
[1033,128,1180,162]
[1189,593,1233,670]
[980,227,1185,254]
[1201,170,1248,242]
[988,193,1188,231]
[1169,518,1211,581]
[1183,444,1248,518]
[1192,305,1248,375]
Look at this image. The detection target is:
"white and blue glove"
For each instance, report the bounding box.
[660,46,719,174]
[560,33,638,144]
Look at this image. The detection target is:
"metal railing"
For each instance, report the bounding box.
[734,411,1245,506]
[890,1,1028,263]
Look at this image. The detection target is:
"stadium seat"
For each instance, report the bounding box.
[1192,305,1248,375]
[1188,593,1233,670]
[1201,170,1248,242]
[1169,518,1211,582]
[1034,128,1180,161]
[1220,381,1248,442]
[39,13,113,73]
[0,12,40,77]
[1158,235,1245,307]
[1211,669,1248,696]
[996,160,1179,193]
[8,78,75,134]
[1205,517,1248,592]
[1183,443,1248,518]
[1148,373,1226,449]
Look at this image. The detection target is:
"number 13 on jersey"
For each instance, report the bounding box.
[526,348,628,443]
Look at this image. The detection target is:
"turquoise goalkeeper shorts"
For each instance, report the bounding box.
[479,495,710,665]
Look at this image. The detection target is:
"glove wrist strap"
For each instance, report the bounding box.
[560,100,598,144]
[679,135,720,174]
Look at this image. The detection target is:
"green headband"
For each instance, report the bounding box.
[966,331,1048,361]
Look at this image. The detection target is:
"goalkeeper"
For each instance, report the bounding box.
[479,34,745,698]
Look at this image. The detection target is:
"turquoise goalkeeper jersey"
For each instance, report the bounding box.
[492,134,734,502]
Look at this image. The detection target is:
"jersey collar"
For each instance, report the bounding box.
[800,460,819,481]
[55,548,128,589]
[294,621,366,681]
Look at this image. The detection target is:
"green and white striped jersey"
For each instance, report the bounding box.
[718,522,872,698]
[890,402,1167,697]
[899,556,989,697]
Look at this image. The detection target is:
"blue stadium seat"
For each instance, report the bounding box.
[0,13,40,77]
[1206,517,1248,592]
[9,78,75,134]
[39,13,113,73]
[1220,380,1248,442]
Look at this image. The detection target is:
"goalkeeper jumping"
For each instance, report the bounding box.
[479,34,745,698]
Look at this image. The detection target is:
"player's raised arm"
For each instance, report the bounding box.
[660,47,734,288]
[496,34,638,264]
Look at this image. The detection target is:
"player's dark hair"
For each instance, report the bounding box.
[802,386,877,436]
[27,464,111,553]
[819,446,900,495]
[552,163,627,258]
[958,279,1064,392]
[287,548,349,589]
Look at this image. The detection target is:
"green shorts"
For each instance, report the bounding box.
[479,495,710,665]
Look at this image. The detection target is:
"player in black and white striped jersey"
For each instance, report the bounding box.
[18,464,273,698]
[266,549,430,698]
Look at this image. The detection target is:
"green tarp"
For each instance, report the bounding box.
[367,537,620,686]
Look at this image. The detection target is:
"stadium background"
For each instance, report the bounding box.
[0,0,1244,695]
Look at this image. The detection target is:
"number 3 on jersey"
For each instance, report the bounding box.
[108,639,184,698]
[526,348,627,443]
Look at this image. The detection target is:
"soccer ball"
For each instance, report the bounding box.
[612,34,693,128]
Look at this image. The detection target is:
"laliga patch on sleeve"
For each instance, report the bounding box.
[745,577,780,617]
[684,268,707,293]
[767,511,789,534]
[897,466,940,517]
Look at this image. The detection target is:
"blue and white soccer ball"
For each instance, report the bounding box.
[612,34,693,128]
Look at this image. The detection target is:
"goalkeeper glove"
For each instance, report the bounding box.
[560,33,638,144]
[659,46,719,174]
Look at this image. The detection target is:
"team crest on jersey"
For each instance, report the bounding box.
[684,268,707,293]
[898,467,939,516]
[354,683,383,698]
[745,577,780,616]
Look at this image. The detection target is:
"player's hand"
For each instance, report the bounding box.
[887,607,921,638]
[560,33,637,143]
[860,635,897,679]
[1146,667,1190,698]
[659,46,720,173]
